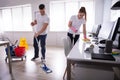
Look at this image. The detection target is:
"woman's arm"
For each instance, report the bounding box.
[83,24,86,39]
[68,21,77,32]
[68,21,72,28]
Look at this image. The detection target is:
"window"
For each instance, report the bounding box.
[12,7,22,31]
[2,9,12,31]
[0,4,32,31]
[0,10,3,33]
[50,2,65,31]
[50,0,95,32]
[65,2,79,31]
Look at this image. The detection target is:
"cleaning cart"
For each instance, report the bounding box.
[5,40,26,62]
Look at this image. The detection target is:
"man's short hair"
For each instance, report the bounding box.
[39,4,45,10]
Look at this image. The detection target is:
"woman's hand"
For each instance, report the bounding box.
[70,27,77,33]
[83,35,90,41]
[83,37,90,42]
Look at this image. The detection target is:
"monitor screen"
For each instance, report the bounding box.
[98,21,115,39]
[109,17,120,41]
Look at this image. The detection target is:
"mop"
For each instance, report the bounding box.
[32,25,52,73]
[40,63,52,73]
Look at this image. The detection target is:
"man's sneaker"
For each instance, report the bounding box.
[31,56,39,61]
[31,57,36,61]
[41,57,46,63]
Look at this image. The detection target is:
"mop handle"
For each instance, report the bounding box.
[35,37,39,44]
[32,27,39,45]
[33,11,40,46]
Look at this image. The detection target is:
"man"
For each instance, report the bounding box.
[31,4,49,62]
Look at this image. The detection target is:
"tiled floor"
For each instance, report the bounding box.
[0,46,66,80]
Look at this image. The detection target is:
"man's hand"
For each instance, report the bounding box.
[34,33,39,38]
[31,22,35,26]
[31,20,37,26]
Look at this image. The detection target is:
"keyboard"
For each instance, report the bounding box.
[91,53,115,61]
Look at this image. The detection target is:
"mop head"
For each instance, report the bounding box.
[40,63,52,73]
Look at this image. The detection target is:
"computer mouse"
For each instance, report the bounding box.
[89,34,92,37]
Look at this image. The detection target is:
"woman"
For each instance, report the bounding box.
[67,7,89,44]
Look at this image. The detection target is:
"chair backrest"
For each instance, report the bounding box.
[63,37,72,57]
[92,24,101,37]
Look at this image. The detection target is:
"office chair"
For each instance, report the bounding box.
[92,24,101,38]
[63,36,72,79]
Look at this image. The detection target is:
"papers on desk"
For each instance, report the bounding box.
[112,49,120,55]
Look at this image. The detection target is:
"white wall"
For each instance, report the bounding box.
[0,0,107,46]
[94,0,104,24]
[3,31,34,45]
[103,0,112,22]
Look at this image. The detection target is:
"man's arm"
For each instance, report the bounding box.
[34,23,48,37]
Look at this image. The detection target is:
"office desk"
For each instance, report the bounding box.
[0,41,12,74]
[67,38,120,80]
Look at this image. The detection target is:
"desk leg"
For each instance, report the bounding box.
[67,59,71,80]
[113,67,120,80]
[7,43,12,74]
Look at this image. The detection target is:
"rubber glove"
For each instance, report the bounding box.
[70,27,77,33]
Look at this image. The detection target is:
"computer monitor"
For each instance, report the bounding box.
[109,17,120,41]
[98,21,115,40]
